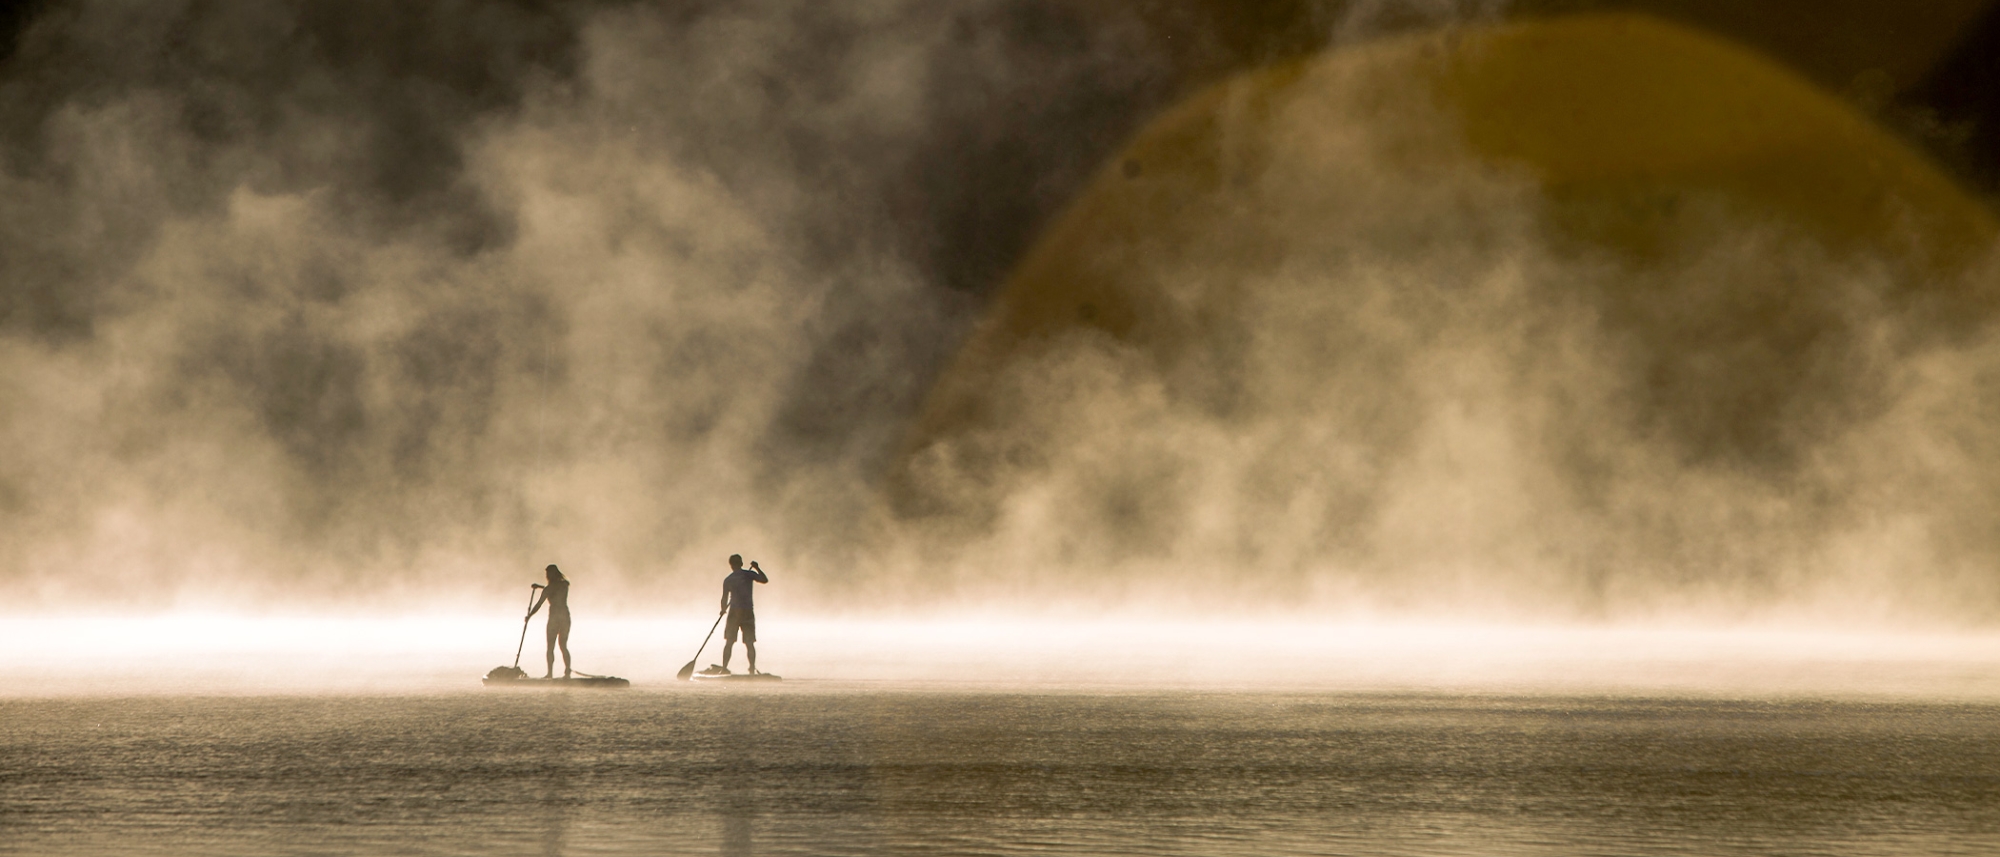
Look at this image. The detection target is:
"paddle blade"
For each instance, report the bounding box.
[676,659,697,681]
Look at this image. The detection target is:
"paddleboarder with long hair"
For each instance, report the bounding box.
[526,564,572,678]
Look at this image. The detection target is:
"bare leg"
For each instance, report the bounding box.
[746,642,756,674]
[721,639,735,670]
[557,630,572,678]
[545,623,557,678]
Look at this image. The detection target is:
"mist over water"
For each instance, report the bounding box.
[2,0,1998,634]
[9,11,2000,855]
[0,0,1152,611]
[891,28,2000,624]
[11,615,2000,701]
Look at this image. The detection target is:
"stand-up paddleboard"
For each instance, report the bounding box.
[491,582,630,687]
[689,667,781,682]
[483,666,630,688]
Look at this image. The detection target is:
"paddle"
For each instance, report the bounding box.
[675,610,725,681]
[513,583,544,670]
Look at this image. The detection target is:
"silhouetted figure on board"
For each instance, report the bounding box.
[526,564,572,678]
[717,554,768,675]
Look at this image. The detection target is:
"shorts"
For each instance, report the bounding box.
[723,608,756,644]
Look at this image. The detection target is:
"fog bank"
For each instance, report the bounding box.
[4,3,2000,628]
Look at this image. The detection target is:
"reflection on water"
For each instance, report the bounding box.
[537,693,573,857]
[720,692,759,857]
[721,811,752,857]
[4,687,1998,856]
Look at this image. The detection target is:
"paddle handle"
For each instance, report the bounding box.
[511,584,539,669]
[677,611,726,681]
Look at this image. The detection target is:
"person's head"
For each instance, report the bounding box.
[546,564,564,583]
[729,554,743,570]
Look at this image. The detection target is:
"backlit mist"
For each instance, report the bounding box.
[4,0,2000,636]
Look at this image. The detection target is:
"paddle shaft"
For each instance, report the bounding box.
[512,584,542,669]
[677,611,725,681]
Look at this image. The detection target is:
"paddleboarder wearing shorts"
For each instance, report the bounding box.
[718,554,768,674]
[526,564,572,678]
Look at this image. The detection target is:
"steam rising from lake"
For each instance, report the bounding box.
[13,615,2000,699]
[3,2,1998,628]
[890,31,2000,624]
[1,1,1119,610]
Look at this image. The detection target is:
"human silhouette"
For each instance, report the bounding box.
[526,564,572,678]
[718,554,768,674]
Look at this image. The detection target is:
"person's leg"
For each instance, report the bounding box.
[544,622,557,678]
[724,612,748,672]
[557,627,572,677]
[745,642,756,674]
[743,615,757,673]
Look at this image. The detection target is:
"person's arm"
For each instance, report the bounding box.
[750,561,769,583]
[526,584,547,618]
[720,581,731,614]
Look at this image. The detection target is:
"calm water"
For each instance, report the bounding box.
[4,687,1998,856]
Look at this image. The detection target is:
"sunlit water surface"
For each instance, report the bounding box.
[6,618,2000,855]
[5,688,1999,856]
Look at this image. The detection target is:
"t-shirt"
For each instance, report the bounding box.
[722,568,767,612]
